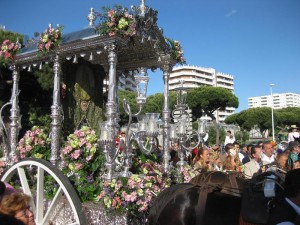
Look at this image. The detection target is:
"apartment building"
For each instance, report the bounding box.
[248,93,300,109]
[103,73,136,94]
[169,65,235,123]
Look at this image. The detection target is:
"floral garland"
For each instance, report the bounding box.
[61,126,99,174]
[171,164,200,183]
[96,161,170,215]
[0,39,21,65]
[60,126,105,202]
[162,38,186,65]
[38,24,63,54]
[17,126,51,160]
[98,5,137,38]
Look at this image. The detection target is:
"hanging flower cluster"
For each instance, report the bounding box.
[162,38,186,65]
[96,161,170,215]
[0,39,21,64]
[171,164,200,183]
[38,24,63,54]
[17,126,51,160]
[61,126,100,175]
[98,5,137,38]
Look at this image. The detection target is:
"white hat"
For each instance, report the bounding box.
[291,125,299,129]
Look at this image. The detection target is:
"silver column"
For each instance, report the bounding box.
[8,64,20,164]
[161,62,172,173]
[102,43,119,180]
[50,54,62,166]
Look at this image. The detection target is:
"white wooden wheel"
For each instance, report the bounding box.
[1,158,88,225]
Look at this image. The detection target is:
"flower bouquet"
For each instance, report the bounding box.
[0,39,21,65]
[61,126,105,202]
[38,24,63,54]
[17,126,51,160]
[161,38,186,65]
[98,5,137,38]
[171,164,200,184]
[96,161,170,215]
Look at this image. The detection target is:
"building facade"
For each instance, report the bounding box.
[169,65,236,123]
[248,93,300,109]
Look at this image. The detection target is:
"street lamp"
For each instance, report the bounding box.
[270,84,275,141]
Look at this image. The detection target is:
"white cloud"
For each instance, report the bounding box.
[226,9,238,17]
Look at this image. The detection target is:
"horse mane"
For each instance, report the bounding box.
[148,183,196,225]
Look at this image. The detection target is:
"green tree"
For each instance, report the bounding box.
[188,86,239,145]
[225,107,273,140]
[118,90,139,126]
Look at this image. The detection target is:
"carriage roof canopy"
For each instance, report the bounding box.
[15,3,177,71]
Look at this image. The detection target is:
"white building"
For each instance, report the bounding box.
[248,93,300,109]
[169,65,236,123]
[103,73,136,94]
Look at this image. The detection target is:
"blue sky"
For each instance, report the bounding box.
[1,0,300,112]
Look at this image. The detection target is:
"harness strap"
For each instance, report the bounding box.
[195,186,213,225]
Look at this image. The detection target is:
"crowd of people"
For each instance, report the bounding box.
[169,128,300,180]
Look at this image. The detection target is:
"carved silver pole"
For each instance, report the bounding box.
[9,65,20,164]
[102,43,119,180]
[50,54,62,166]
[161,62,172,173]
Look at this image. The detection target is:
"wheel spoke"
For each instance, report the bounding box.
[36,166,45,223]
[42,187,63,225]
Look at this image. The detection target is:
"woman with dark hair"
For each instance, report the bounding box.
[193,147,211,172]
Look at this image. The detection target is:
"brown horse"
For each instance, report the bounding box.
[148,170,285,225]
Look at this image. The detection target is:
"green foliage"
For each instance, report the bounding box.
[0,30,23,45]
[28,112,51,128]
[142,91,176,114]
[188,86,239,120]
[235,130,250,144]
[208,126,226,146]
[33,64,54,90]
[118,90,139,126]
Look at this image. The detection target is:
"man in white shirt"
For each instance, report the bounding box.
[268,169,300,225]
[288,125,300,143]
[261,141,275,165]
[244,145,264,179]
[224,130,235,146]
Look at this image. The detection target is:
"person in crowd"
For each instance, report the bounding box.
[222,142,242,172]
[193,146,211,172]
[288,125,300,143]
[243,145,265,179]
[0,213,26,225]
[287,141,299,168]
[275,151,290,171]
[220,143,235,163]
[261,141,276,165]
[242,144,252,164]
[202,132,209,146]
[0,181,16,201]
[238,144,248,163]
[267,169,300,225]
[0,192,35,225]
[293,160,300,169]
[224,130,235,146]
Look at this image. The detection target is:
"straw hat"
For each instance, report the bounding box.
[291,125,299,129]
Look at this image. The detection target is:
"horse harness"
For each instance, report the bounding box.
[190,171,244,225]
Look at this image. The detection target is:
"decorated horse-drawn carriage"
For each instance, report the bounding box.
[0,1,188,224]
[0,1,288,225]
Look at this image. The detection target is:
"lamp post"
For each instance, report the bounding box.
[270,84,275,141]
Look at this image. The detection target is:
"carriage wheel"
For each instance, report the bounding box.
[1,158,88,225]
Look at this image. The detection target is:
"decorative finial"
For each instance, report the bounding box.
[87,8,96,27]
[140,0,146,17]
